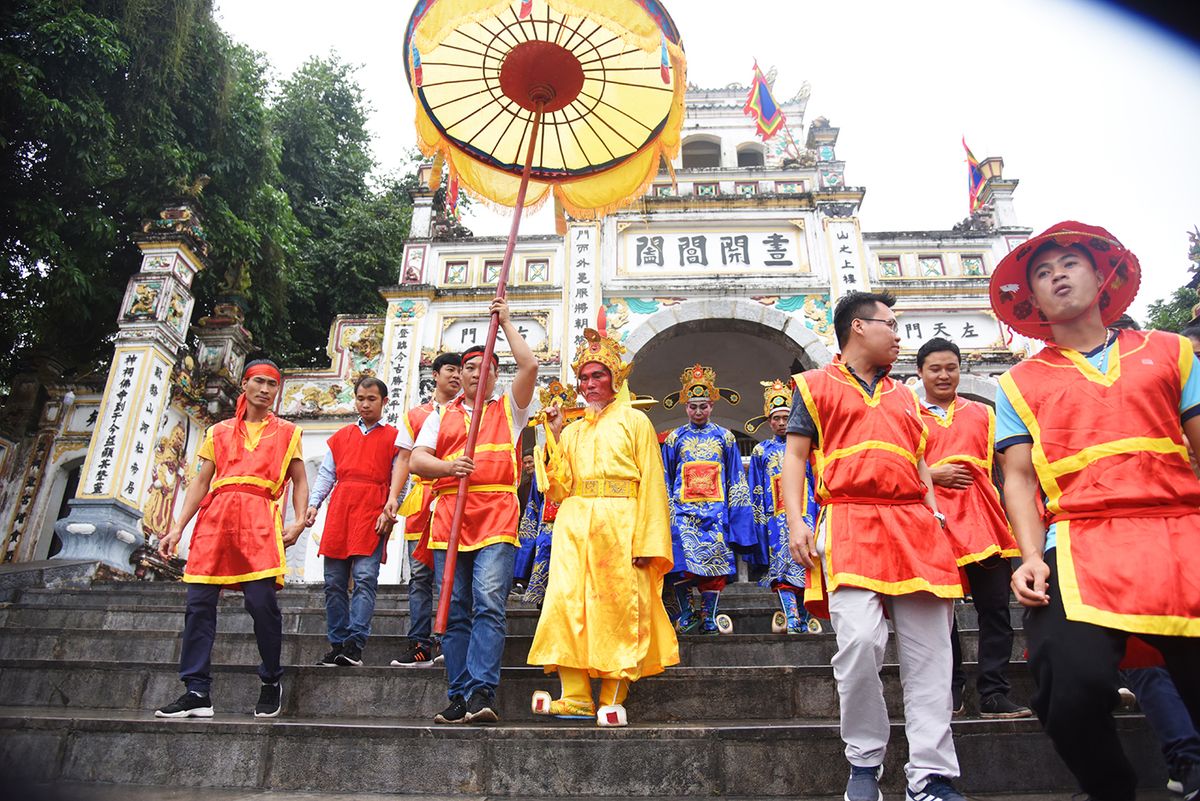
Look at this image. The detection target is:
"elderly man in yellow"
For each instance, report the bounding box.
[528,327,679,727]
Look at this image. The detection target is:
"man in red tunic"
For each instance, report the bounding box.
[410,297,538,725]
[154,360,309,719]
[305,376,398,668]
[991,221,1200,800]
[383,351,460,667]
[916,337,1030,720]
[784,291,966,801]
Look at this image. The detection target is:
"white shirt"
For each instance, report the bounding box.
[413,384,533,452]
[394,399,449,452]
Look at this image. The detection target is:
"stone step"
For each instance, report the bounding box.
[0,599,1023,637]
[0,658,1038,721]
[8,789,1181,801]
[0,707,1165,797]
[0,626,1025,670]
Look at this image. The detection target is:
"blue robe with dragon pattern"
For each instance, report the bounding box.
[749,435,814,589]
[661,422,759,577]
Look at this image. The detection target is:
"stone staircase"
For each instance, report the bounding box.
[0,568,1168,798]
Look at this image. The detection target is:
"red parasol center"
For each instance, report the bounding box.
[498,40,584,113]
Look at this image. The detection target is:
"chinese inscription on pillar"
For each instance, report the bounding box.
[566,223,600,361]
[823,218,870,298]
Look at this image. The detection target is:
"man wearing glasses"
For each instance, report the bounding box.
[783,291,965,801]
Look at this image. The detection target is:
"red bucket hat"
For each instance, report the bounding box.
[989,221,1140,341]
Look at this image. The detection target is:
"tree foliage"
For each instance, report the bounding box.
[0,1,413,387]
[1144,285,1199,333]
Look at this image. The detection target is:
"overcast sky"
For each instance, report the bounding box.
[215,0,1200,320]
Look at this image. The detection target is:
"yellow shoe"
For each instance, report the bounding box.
[549,698,595,719]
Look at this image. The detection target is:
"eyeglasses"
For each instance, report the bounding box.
[858,317,899,332]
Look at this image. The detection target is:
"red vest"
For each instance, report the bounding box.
[184,415,300,587]
[794,360,962,617]
[319,422,398,561]
[1000,329,1200,636]
[403,401,439,542]
[920,399,1019,566]
[429,394,520,551]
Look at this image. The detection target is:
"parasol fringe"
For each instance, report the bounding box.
[429,152,444,192]
[553,194,568,235]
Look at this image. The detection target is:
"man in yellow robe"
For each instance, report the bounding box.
[527,327,679,727]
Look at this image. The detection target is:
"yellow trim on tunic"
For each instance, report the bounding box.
[825,440,918,466]
[819,505,962,599]
[1056,520,1200,636]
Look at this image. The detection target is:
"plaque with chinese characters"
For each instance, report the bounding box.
[620,226,806,274]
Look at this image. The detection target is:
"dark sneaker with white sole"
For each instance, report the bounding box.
[845,764,882,801]
[906,775,966,801]
[979,693,1033,719]
[434,696,468,724]
[465,690,499,724]
[316,643,343,666]
[390,639,440,667]
[254,682,282,718]
[335,643,364,666]
[155,691,214,719]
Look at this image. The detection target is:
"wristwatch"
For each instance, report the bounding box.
[933,511,947,528]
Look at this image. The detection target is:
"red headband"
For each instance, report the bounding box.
[243,362,282,382]
[461,351,500,367]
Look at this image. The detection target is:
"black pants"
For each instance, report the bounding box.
[951,554,1015,699]
[179,577,283,694]
[1025,549,1200,801]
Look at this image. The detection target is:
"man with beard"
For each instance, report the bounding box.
[527,326,678,726]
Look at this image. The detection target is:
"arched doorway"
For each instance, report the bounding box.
[623,299,834,445]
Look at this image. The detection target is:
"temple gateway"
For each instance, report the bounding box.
[0,79,1035,581]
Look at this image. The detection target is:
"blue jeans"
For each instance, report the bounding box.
[323,536,385,648]
[433,543,516,701]
[406,538,435,645]
[1123,667,1200,775]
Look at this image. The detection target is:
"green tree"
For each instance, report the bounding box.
[0,0,302,387]
[271,55,412,366]
[1144,286,1199,333]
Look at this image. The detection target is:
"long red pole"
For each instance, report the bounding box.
[434,102,544,635]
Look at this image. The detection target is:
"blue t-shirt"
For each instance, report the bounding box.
[995,335,1200,551]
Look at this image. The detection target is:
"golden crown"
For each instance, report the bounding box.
[663,363,740,409]
[570,328,631,388]
[743,379,793,433]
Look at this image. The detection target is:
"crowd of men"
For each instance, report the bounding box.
[152,221,1200,801]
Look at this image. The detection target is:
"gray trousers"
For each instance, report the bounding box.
[820,522,960,790]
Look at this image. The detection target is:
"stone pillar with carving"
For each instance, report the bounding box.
[53,206,208,573]
[193,273,254,419]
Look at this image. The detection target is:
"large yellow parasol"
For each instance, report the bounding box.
[403,0,686,634]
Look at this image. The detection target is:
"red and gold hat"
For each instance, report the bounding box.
[571,328,632,389]
[662,364,740,409]
[989,221,1140,341]
[743,379,793,434]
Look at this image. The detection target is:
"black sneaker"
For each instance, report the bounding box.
[335,643,364,667]
[254,682,282,718]
[316,643,343,666]
[155,690,213,719]
[464,690,499,724]
[390,640,435,667]
[434,696,468,724]
[979,693,1033,719]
